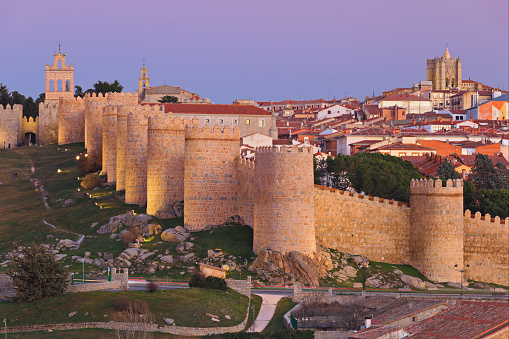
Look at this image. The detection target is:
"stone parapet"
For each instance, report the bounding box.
[39,101,59,144]
[226,276,251,297]
[0,104,22,148]
[57,97,85,145]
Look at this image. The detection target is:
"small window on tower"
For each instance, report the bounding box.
[233,119,238,125]
[246,119,251,125]
[205,119,210,124]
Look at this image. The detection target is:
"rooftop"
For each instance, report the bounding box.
[143,103,272,116]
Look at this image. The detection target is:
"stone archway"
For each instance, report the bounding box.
[24,132,36,146]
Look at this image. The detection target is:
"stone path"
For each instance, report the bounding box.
[247,293,287,333]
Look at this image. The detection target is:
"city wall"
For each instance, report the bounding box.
[464,211,509,286]
[58,97,85,145]
[0,104,22,148]
[21,116,39,145]
[39,101,59,144]
[236,157,255,227]
[314,186,411,265]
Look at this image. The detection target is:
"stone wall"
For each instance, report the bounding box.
[0,104,22,148]
[226,276,252,297]
[410,179,463,283]
[84,94,107,155]
[67,280,124,292]
[464,210,509,286]
[146,115,186,216]
[103,105,118,184]
[236,156,255,227]
[184,125,240,231]
[21,116,39,145]
[314,186,411,265]
[116,105,129,191]
[39,101,59,144]
[254,146,315,254]
[58,97,85,145]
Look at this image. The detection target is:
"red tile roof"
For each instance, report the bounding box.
[143,103,272,115]
[372,143,435,151]
[404,301,509,339]
[348,326,405,339]
[381,94,430,102]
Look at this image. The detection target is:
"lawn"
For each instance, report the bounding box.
[261,297,295,333]
[0,288,249,328]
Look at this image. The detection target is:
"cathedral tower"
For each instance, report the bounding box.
[426,47,462,90]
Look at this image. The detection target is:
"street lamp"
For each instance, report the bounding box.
[454,264,470,298]
[358,262,370,299]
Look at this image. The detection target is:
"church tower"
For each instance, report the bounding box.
[139,65,150,92]
[45,44,74,102]
[426,47,462,90]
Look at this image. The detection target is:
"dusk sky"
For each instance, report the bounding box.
[1,0,508,104]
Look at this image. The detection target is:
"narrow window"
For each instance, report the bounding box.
[259,119,265,127]
[205,119,210,124]
[219,119,224,125]
[246,119,251,125]
[49,80,54,92]
[66,80,70,92]
[57,79,62,92]
[233,119,238,125]
[58,60,62,69]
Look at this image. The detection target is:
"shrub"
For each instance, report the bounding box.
[201,276,228,291]
[121,226,141,246]
[80,173,104,190]
[114,295,131,312]
[7,242,68,302]
[188,269,206,288]
[77,153,102,175]
[147,280,159,293]
[131,298,149,315]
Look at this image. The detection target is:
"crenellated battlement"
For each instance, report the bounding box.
[185,124,240,140]
[464,210,508,226]
[410,178,463,196]
[148,115,185,132]
[106,92,138,105]
[238,156,255,170]
[256,145,313,154]
[314,185,410,208]
[0,104,23,113]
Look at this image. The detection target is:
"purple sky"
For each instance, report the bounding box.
[1,0,508,104]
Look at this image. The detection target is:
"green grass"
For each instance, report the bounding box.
[262,297,295,333]
[192,225,254,260]
[244,294,263,331]
[0,288,248,328]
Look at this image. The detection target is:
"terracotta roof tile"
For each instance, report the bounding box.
[143,103,272,116]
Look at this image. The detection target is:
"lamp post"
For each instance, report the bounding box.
[454,264,470,298]
[358,262,370,299]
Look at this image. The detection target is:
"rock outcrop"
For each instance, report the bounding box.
[97,213,152,234]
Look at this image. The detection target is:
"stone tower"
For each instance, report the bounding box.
[426,47,462,90]
[45,46,74,102]
[410,179,464,283]
[253,146,316,255]
[139,65,150,92]
[184,124,240,231]
[146,115,186,216]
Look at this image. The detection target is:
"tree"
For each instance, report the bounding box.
[158,95,178,103]
[437,159,461,183]
[469,153,501,190]
[74,85,85,98]
[88,80,123,95]
[7,242,68,302]
[495,161,509,189]
[0,83,12,107]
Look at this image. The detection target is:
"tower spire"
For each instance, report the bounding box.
[58,36,61,53]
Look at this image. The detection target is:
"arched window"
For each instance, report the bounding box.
[57,79,62,92]
[58,60,62,69]
[451,78,455,88]
[445,78,449,87]
[142,81,146,89]
[49,80,54,92]
[66,80,70,92]
[143,72,146,77]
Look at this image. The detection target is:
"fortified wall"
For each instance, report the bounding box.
[39,101,59,144]
[0,104,22,148]
[314,180,509,285]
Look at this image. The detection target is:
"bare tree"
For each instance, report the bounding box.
[115,299,154,339]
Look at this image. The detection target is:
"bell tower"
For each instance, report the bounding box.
[45,43,74,102]
[139,63,150,92]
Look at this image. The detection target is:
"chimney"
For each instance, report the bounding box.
[382,128,386,134]
[424,118,427,123]
[365,316,372,329]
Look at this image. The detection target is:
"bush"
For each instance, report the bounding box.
[202,276,228,291]
[188,269,206,288]
[121,226,141,246]
[147,281,159,293]
[80,173,104,190]
[77,153,102,175]
[7,242,68,302]
[131,298,149,315]
[114,295,131,312]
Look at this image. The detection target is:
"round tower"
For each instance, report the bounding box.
[125,110,149,205]
[116,105,128,191]
[410,179,464,283]
[184,124,240,231]
[146,115,185,216]
[84,93,107,159]
[253,146,315,255]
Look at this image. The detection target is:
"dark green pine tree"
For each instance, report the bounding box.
[7,242,69,302]
[495,161,509,189]
[469,153,500,190]
[437,159,461,182]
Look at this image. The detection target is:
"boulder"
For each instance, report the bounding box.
[180,253,195,263]
[164,318,175,326]
[351,255,369,265]
[160,255,174,264]
[56,239,77,249]
[54,254,67,261]
[340,266,358,278]
[161,228,189,242]
[97,213,153,234]
[400,274,427,289]
[119,248,140,260]
[62,199,74,207]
